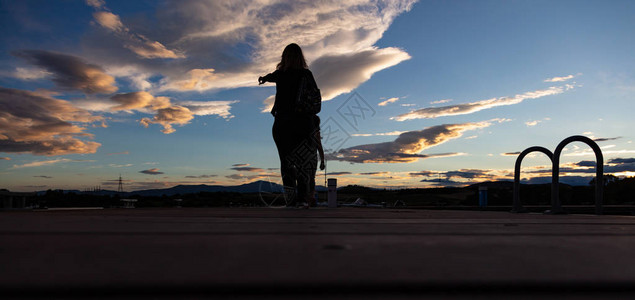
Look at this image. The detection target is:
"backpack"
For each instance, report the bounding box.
[295,71,321,114]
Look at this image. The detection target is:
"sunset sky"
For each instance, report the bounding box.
[1,0,634,192]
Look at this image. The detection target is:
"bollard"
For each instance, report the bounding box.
[327,178,337,208]
[478,186,488,208]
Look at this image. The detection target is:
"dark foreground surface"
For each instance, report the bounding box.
[2,208,635,299]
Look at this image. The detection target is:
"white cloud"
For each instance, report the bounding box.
[12,158,94,169]
[544,74,577,82]
[109,163,132,168]
[378,97,399,106]
[564,149,635,157]
[260,95,276,113]
[73,98,118,112]
[430,99,452,105]
[79,1,416,108]
[352,131,406,137]
[13,159,71,169]
[13,67,51,80]
[525,120,539,127]
[106,65,153,90]
[393,85,572,121]
[311,48,411,100]
[180,100,239,119]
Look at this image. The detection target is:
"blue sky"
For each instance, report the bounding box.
[1,0,634,192]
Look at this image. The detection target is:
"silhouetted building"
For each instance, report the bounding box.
[0,191,37,209]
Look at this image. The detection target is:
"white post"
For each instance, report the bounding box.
[327,178,337,208]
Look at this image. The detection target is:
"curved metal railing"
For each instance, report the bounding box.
[512,135,604,215]
[512,146,553,213]
[551,135,604,215]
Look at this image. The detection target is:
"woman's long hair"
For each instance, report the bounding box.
[276,43,308,71]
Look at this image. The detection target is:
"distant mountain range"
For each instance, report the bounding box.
[38,180,328,197]
[31,178,591,197]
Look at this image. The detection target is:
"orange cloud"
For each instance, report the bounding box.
[328,121,499,163]
[85,0,105,9]
[140,106,193,134]
[124,40,186,59]
[110,91,170,111]
[93,11,124,32]
[90,5,184,59]
[0,87,102,156]
[107,91,235,133]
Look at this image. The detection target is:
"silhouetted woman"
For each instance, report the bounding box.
[259,43,319,207]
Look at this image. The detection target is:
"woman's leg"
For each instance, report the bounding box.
[292,117,317,205]
[273,118,298,205]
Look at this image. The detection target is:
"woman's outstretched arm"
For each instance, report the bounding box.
[258,70,279,84]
